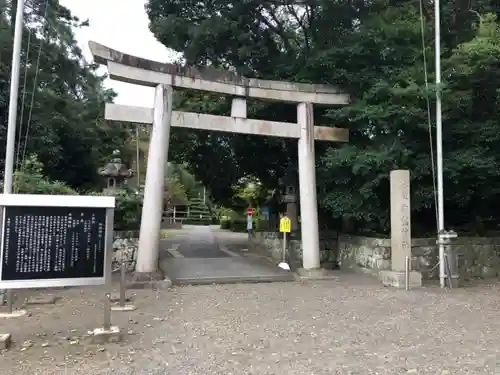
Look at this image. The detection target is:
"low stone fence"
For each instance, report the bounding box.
[251,231,500,280]
[251,231,337,268]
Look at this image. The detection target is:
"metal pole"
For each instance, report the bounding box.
[405,256,410,291]
[6,290,13,314]
[434,0,446,288]
[282,231,287,262]
[1,0,26,303]
[119,262,126,307]
[103,293,111,330]
[4,0,25,193]
[136,125,140,187]
[444,254,453,289]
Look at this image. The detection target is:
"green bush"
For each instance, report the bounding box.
[3,155,144,231]
[220,219,230,229]
[112,189,143,230]
[88,188,143,230]
[255,219,270,231]
[229,217,248,232]
[0,155,78,195]
[183,218,211,225]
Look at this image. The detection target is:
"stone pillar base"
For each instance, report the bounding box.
[379,270,422,288]
[130,269,172,289]
[295,268,339,281]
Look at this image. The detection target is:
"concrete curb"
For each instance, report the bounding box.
[169,274,295,286]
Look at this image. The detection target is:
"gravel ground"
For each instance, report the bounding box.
[0,275,499,374]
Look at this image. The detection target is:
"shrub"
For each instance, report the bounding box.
[229,217,248,232]
[112,189,143,230]
[3,155,144,231]
[0,155,78,195]
[255,219,270,231]
[220,219,230,229]
[88,188,143,230]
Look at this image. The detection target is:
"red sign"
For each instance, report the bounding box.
[247,208,253,216]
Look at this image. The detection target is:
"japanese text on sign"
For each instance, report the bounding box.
[280,217,291,233]
[1,206,107,281]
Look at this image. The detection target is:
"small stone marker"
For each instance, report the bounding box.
[0,309,27,318]
[379,170,422,288]
[89,326,122,344]
[0,333,12,349]
[25,295,57,305]
[109,293,131,303]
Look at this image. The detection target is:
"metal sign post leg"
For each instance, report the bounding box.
[103,293,111,331]
[283,232,287,263]
[111,261,136,312]
[0,290,26,318]
[405,256,410,291]
[119,263,126,307]
[6,290,12,314]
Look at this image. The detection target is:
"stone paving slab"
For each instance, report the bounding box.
[160,257,295,285]
[176,243,230,258]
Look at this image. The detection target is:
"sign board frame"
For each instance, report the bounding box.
[0,194,115,289]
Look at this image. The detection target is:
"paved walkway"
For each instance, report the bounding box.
[160,225,294,285]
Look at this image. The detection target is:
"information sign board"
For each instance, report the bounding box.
[0,194,115,289]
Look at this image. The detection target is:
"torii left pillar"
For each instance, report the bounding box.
[134,84,173,283]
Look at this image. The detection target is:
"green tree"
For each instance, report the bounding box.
[0,153,76,194]
[146,0,500,235]
[0,0,131,191]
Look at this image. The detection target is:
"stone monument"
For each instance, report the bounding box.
[379,170,422,288]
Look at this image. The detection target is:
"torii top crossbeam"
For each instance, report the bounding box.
[89,41,349,105]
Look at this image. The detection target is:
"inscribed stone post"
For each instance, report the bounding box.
[390,170,411,272]
[379,169,422,288]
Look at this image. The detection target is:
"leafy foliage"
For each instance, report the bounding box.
[0,154,76,194]
[112,188,143,230]
[146,0,500,235]
[0,0,132,191]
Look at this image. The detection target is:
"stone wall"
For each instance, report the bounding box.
[251,231,500,280]
[251,231,337,269]
[113,230,139,272]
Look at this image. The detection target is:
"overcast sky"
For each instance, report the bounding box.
[59,0,180,108]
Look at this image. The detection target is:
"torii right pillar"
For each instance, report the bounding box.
[296,102,325,277]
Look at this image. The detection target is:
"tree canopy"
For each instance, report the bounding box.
[145,0,500,235]
[0,0,132,191]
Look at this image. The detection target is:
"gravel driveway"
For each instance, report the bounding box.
[0,274,499,374]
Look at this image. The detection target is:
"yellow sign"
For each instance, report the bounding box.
[280,216,291,233]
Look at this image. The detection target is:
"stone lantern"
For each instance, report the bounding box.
[279,172,299,232]
[98,150,134,193]
[282,185,297,204]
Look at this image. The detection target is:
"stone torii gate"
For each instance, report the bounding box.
[89,41,349,280]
